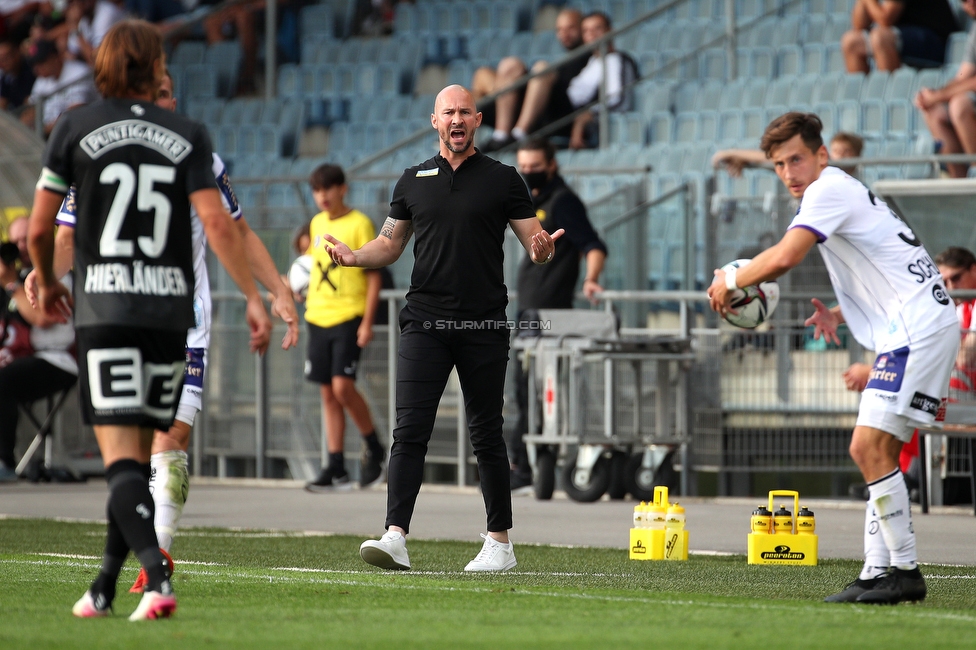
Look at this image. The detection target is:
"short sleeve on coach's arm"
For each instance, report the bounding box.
[184,124,218,195]
[788,175,848,242]
[506,167,535,220]
[388,173,411,221]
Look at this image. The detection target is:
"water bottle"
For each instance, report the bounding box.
[647,502,667,530]
[633,501,645,529]
[664,503,686,560]
[750,505,772,534]
[773,504,793,534]
[796,506,816,535]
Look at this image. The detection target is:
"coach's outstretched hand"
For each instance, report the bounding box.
[323,234,357,267]
[805,298,843,346]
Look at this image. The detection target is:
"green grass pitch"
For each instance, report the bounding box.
[2,518,976,649]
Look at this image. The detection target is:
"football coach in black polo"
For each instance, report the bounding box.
[324,84,563,572]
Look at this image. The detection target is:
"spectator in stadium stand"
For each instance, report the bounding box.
[324,85,561,573]
[914,0,976,179]
[0,37,35,110]
[203,0,263,95]
[475,7,588,152]
[564,11,639,150]
[20,37,98,134]
[0,216,77,483]
[708,112,959,605]
[712,132,865,178]
[509,137,607,491]
[0,2,56,43]
[841,0,958,73]
[62,0,127,66]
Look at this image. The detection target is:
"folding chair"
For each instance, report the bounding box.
[15,387,75,481]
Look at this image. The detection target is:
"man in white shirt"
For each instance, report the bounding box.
[708,112,959,605]
[564,11,638,149]
[22,38,98,134]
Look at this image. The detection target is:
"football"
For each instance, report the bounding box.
[721,258,780,329]
[288,255,313,298]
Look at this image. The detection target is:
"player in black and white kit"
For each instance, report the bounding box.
[324,85,562,573]
[27,20,271,621]
[708,112,958,605]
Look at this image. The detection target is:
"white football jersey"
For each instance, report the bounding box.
[789,166,957,351]
[56,152,242,350]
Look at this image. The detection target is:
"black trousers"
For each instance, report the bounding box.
[386,304,512,534]
[0,356,77,468]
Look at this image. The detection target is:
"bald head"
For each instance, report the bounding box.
[432,85,481,158]
[434,84,476,113]
[555,8,583,50]
[7,216,29,265]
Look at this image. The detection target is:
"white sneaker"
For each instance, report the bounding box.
[360,531,411,570]
[128,587,177,621]
[464,533,517,572]
[72,590,111,618]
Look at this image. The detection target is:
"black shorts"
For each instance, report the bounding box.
[76,326,186,430]
[305,317,363,383]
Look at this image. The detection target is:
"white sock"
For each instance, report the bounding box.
[511,127,526,140]
[860,500,889,580]
[492,129,509,141]
[149,450,189,553]
[868,468,917,570]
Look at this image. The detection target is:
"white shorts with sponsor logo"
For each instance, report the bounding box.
[175,347,206,426]
[856,327,959,442]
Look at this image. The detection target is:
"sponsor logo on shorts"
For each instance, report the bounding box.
[910,391,940,416]
[866,347,908,392]
[932,283,950,306]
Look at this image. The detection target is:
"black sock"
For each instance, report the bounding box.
[105,459,168,592]
[363,432,383,457]
[90,507,130,605]
[328,452,346,475]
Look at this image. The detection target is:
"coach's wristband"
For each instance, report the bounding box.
[724,266,738,291]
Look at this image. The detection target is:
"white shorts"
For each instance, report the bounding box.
[856,329,958,442]
[174,347,206,426]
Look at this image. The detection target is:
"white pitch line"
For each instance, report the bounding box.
[7,556,976,624]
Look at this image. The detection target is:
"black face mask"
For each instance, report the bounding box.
[522,171,549,191]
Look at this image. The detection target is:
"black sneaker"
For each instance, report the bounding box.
[359,447,385,488]
[510,470,532,491]
[824,576,883,603]
[305,467,352,493]
[856,568,927,604]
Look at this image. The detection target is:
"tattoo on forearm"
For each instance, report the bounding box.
[400,222,413,251]
[379,217,396,240]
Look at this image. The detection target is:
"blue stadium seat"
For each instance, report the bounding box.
[648,111,674,144]
[790,74,818,105]
[884,67,916,102]
[215,126,238,157]
[742,108,765,140]
[801,43,826,75]
[608,112,646,145]
[744,47,776,79]
[886,98,915,139]
[171,41,206,67]
[947,31,969,65]
[717,109,744,145]
[181,64,218,100]
[812,102,836,135]
[699,48,727,80]
[835,100,861,133]
[860,71,889,101]
[277,63,302,98]
[673,81,700,113]
[300,4,335,40]
[777,45,802,77]
[836,73,865,102]
[219,98,246,126]
[860,99,885,139]
[771,16,802,48]
[804,15,827,44]
[696,111,719,142]
[695,81,724,111]
[824,42,845,72]
[203,41,241,98]
[674,112,697,142]
[764,77,793,106]
[717,78,746,111]
[740,77,767,108]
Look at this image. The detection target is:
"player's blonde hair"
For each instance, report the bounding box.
[94,19,164,99]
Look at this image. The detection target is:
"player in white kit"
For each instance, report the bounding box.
[708,112,958,604]
[38,70,300,593]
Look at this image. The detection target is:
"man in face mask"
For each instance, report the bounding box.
[511,137,608,490]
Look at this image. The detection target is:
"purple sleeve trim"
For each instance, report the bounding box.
[789,224,826,243]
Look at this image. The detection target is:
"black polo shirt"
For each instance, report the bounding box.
[517,175,607,311]
[389,149,535,318]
